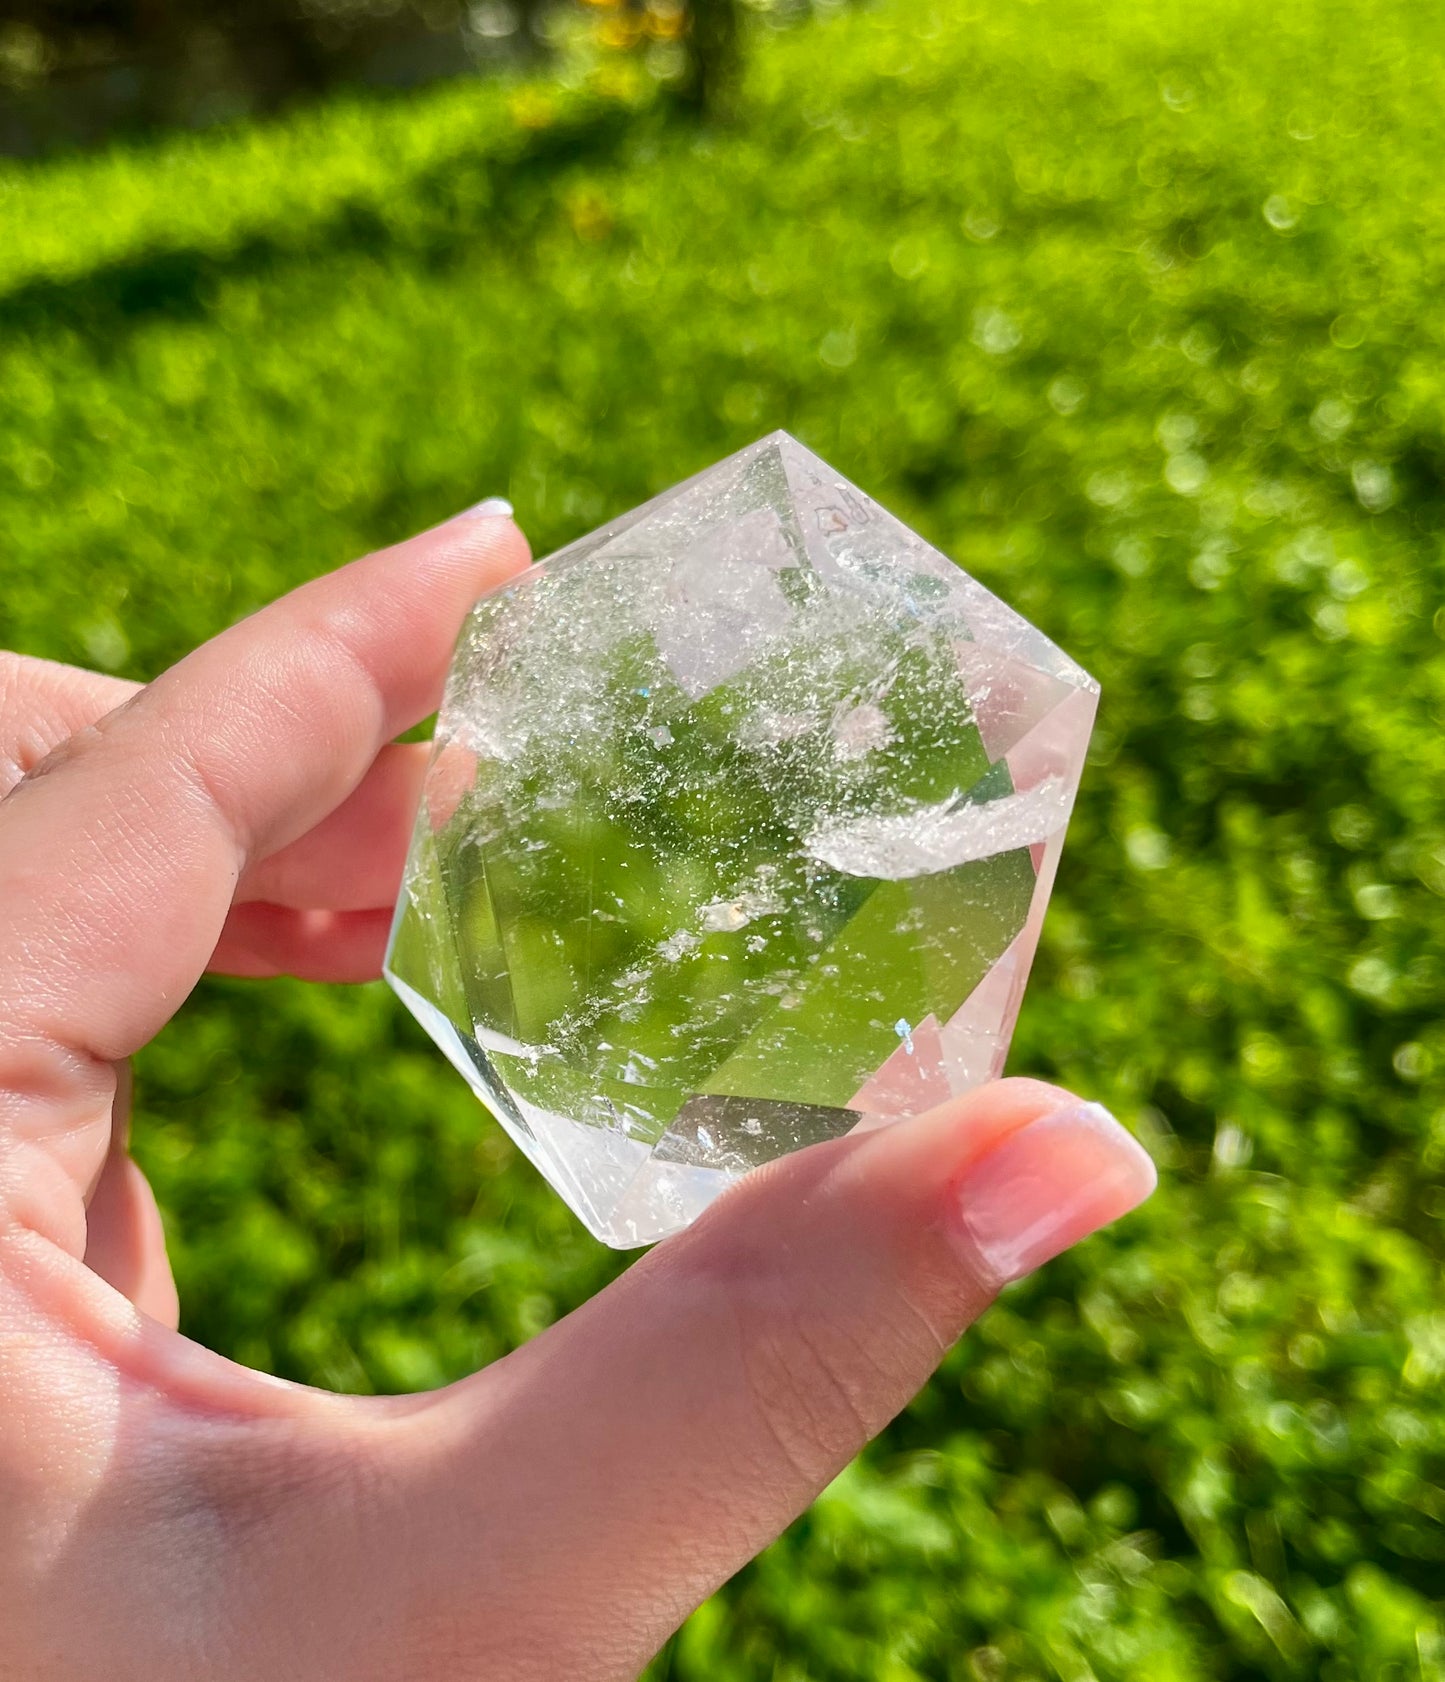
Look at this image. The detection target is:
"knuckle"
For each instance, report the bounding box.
[0,649,24,711]
[3,693,138,800]
[0,652,44,793]
[656,1169,968,1499]
[717,1260,929,1490]
[8,721,105,794]
[737,1307,874,1482]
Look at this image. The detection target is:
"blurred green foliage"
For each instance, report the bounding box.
[4,0,1445,1674]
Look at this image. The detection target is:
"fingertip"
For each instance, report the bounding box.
[429,504,534,586]
[949,1100,1157,1288]
[373,502,533,615]
[798,1077,1153,1302]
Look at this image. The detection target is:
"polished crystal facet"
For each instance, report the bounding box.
[385,433,1098,1247]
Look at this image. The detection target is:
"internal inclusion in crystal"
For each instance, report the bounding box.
[385,432,1098,1247]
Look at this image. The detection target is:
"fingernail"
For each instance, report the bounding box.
[952,1102,1157,1286]
[462,496,514,519]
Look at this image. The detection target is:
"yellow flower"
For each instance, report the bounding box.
[596,13,645,49]
[646,0,686,40]
[508,87,557,130]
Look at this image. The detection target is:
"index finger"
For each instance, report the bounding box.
[0,510,529,1257]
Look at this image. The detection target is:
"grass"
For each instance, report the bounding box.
[4,0,1445,1674]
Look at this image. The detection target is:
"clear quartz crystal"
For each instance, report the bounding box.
[385,432,1098,1247]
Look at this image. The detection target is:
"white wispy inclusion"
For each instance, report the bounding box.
[805,777,1071,879]
[385,432,1098,1247]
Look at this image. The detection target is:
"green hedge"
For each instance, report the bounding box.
[4,0,1444,1674]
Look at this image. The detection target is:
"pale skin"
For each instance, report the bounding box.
[0,509,1156,1680]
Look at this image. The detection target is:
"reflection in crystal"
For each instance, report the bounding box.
[654,1093,864,1177]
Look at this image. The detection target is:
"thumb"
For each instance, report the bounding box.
[385,1077,1156,1679]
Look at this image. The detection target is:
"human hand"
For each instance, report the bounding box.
[0,512,1155,1680]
